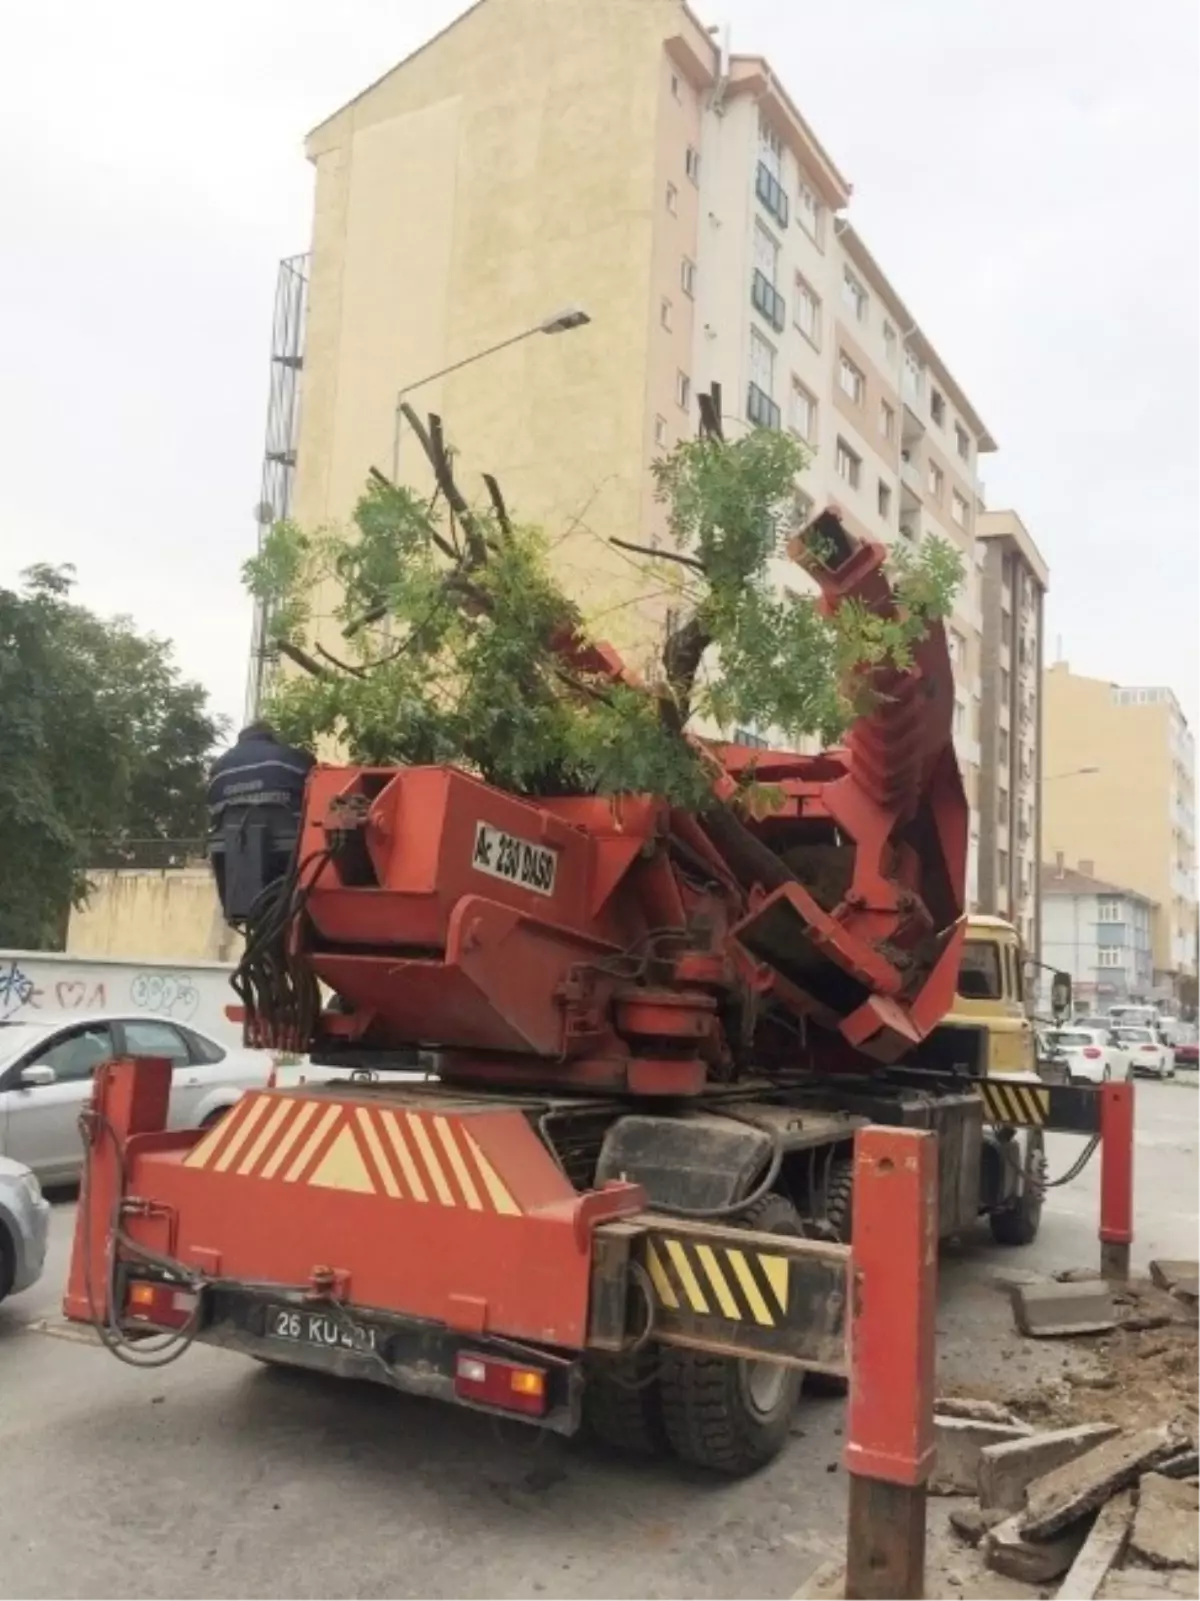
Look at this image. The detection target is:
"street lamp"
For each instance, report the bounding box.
[389,306,591,481]
[1043,766,1100,782]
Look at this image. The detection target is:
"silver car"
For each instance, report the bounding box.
[0,1155,50,1303]
[0,1013,275,1185]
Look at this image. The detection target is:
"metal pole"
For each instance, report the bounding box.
[1099,1078,1134,1282]
[844,1125,938,1601]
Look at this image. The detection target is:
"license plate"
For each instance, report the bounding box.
[267,1306,378,1353]
[471,822,558,896]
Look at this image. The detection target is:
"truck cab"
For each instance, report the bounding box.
[937,915,1035,1077]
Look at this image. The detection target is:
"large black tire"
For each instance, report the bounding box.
[804,1157,854,1397]
[0,1224,13,1305]
[659,1193,803,1475]
[989,1129,1045,1246]
[584,1349,666,1456]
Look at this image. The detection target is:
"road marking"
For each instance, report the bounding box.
[260,1100,318,1178]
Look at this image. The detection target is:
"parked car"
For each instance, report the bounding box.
[0,1014,275,1185]
[1042,1026,1129,1086]
[0,1156,50,1304]
[1111,1025,1174,1080]
[1174,1039,1198,1071]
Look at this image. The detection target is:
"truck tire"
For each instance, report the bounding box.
[584,1350,666,1456]
[658,1193,803,1475]
[804,1157,853,1397]
[989,1129,1045,1247]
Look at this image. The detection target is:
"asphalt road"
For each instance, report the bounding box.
[1,1080,1196,1600]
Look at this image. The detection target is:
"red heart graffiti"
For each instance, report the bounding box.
[55,981,87,1009]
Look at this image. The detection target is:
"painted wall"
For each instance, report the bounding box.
[0,950,241,1045]
[66,869,237,965]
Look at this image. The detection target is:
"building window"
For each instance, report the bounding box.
[879,400,896,441]
[685,144,701,184]
[883,320,898,365]
[676,370,691,411]
[842,268,868,323]
[903,347,924,402]
[1098,897,1124,923]
[666,181,678,215]
[998,848,1008,882]
[794,274,821,346]
[953,698,966,737]
[754,221,779,285]
[836,437,861,489]
[999,787,1009,824]
[670,71,681,101]
[790,489,815,542]
[949,627,965,667]
[680,256,696,297]
[660,297,673,331]
[930,387,946,427]
[1098,947,1125,969]
[749,325,776,394]
[1000,667,1010,702]
[877,479,892,520]
[955,422,970,462]
[927,459,944,501]
[789,379,817,444]
[999,729,1009,765]
[654,414,668,448]
[838,352,865,406]
[758,115,784,175]
[952,489,970,529]
[796,174,822,242]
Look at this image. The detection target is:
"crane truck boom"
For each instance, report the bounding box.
[65,510,1051,1475]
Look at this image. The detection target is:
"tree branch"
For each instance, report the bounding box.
[315,643,367,678]
[610,537,706,574]
[273,640,329,679]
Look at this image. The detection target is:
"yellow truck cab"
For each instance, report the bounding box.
[935,915,1036,1077]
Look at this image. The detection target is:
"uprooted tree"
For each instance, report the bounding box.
[242,387,963,812]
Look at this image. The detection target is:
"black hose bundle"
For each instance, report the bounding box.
[230,849,329,1052]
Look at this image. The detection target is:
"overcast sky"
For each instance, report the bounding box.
[2,0,1196,733]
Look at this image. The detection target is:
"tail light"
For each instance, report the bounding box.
[1082,1047,1102,1059]
[454,1351,548,1417]
[125,1279,198,1329]
[1140,1043,1157,1052]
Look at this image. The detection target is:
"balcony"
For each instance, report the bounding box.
[900,402,925,446]
[755,161,789,228]
[900,451,923,496]
[747,381,781,430]
[751,269,786,332]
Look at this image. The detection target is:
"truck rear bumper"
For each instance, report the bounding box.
[192,1286,584,1434]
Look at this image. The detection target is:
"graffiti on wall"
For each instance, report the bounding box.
[1,957,202,1024]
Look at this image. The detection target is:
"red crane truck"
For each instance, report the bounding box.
[66,512,1090,1475]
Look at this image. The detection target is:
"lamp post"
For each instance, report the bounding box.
[389,306,591,483]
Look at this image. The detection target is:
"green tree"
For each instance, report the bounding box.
[243,396,963,808]
[0,566,224,947]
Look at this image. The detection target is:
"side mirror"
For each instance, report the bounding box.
[1050,972,1072,1021]
[19,1063,57,1088]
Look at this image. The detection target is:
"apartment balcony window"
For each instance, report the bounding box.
[899,518,919,543]
[879,400,896,442]
[796,173,823,242]
[755,161,789,227]
[903,348,925,403]
[900,451,923,496]
[835,437,861,489]
[927,459,944,502]
[842,268,869,324]
[747,381,781,430]
[930,388,946,427]
[955,422,971,463]
[794,274,821,346]
[838,352,865,406]
[788,379,817,444]
[751,269,786,332]
[952,490,970,529]
[685,144,701,185]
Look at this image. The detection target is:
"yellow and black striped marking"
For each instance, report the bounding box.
[645,1235,789,1328]
[978,1078,1102,1135]
[979,1079,1050,1127]
[629,1220,848,1372]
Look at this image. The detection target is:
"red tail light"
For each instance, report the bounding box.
[125,1280,198,1329]
[454,1351,548,1417]
[1140,1043,1157,1052]
[1082,1047,1102,1059]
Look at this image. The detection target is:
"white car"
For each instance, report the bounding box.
[1043,1026,1129,1086]
[1112,1025,1174,1080]
[0,1013,275,1185]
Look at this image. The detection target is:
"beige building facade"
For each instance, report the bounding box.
[975,510,1049,954]
[1042,664,1197,997]
[273,0,1027,910]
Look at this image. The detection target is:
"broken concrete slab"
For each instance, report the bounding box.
[1128,1473,1199,1571]
[931,1414,1033,1494]
[948,1503,1008,1546]
[935,1395,1024,1426]
[1149,1259,1199,1293]
[1010,1278,1117,1337]
[1021,1424,1178,1539]
[984,1511,1087,1584]
[1054,1489,1133,1599]
[1054,1266,1103,1282]
[1100,1565,1200,1599]
[1159,1448,1200,1479]
[979,1421,1121,1513]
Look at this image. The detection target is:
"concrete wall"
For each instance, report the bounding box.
[0,949,241,1045]
[66,869,237,965]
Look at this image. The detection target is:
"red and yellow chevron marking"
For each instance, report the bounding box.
[181,1095,522,1214]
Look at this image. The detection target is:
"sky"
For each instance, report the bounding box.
[2,0,1197,733]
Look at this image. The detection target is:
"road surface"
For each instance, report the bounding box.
[1,1080,1195,1599]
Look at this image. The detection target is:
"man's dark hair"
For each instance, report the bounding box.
[239,720,277,741]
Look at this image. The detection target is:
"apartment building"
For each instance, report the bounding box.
[1040,858,1156,1007]
[1042,665,1197,999]
[975,510,1049,955]
[279,0,1005,891]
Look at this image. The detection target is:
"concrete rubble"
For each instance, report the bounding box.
[931,1414,1033,1495]
[938,1414,1199,1593]
[1009,1278,1117,1337]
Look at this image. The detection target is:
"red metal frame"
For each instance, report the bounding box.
[1098,1078,1134,1282]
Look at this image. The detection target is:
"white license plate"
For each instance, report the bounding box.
[471,822,558,896]
[268,1306,378,1353]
